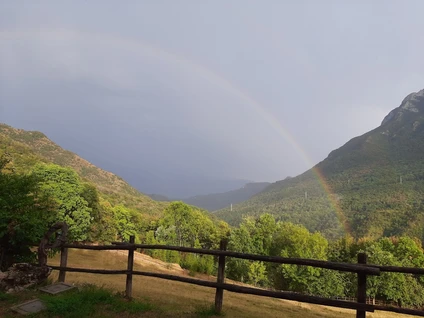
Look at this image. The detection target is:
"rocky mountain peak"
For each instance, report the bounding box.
[381,89,424,126]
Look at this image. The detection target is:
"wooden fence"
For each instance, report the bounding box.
[47,236,424,318]
[333,296,410,308]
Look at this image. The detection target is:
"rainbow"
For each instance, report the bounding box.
[1,28,350,234]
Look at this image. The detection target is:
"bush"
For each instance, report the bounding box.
[180,254,215,275]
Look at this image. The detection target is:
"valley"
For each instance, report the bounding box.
[3,90,424,312]
[2,3,424,316]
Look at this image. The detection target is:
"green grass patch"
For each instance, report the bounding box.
[0,291,16,302]
[38,284,153,318]
[111,299,153,314]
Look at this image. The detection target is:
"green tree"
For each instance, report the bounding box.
[0,154,53,269]
[227,219,254,282]
[248,261,268,286]
[269,222,331,294]
[151,201,223,274]
[364,237,424,307]
[113,205,138,242]
[329,235,424,306]
[81,183,101,222]
[160,201,194,246]
[87,199,118,243]
[32,164,92,241]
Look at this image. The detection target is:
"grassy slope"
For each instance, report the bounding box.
[0,123,167,216]
[1,249,405,318]
[216,90,424,240]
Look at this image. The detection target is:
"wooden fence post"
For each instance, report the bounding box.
[357,253,367,318]
[215,239,228,314]
[58,246,68,282]
[126,235,135,299]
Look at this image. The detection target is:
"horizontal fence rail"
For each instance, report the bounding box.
[369,264,424,275]
[373,305,424,317]
[46,237,424,317]
[49,265,374,312]
[62,243,380,275]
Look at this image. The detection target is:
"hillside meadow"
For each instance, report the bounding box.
[34,249,412,318]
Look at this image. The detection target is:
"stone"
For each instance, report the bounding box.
[11,299,46,315]
[39,282,75,295]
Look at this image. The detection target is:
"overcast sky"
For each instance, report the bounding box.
[1,1,424,196]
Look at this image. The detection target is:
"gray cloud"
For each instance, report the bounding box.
[1,1,424,196]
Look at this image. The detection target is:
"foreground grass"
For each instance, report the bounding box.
[0,249,415,317]
[0,284,154,318]
[40,284,153,317]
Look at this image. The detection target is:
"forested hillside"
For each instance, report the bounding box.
[0,124,166,214]
[216,89,424,241]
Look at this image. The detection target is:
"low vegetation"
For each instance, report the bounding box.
[39,285,152,318]
[0,284,153,318]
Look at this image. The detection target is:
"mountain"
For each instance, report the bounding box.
[148,193,172,202]
[122,168,252,199]
[0,123,166,215]
[182,182,270,211]
[215,89,424,241]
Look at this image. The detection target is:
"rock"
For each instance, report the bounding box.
[0,263,51,293]
[413,121,420,131]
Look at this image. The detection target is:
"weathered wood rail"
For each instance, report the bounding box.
[48,236,424,317]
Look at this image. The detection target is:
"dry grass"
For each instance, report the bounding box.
[41,249,414,318]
